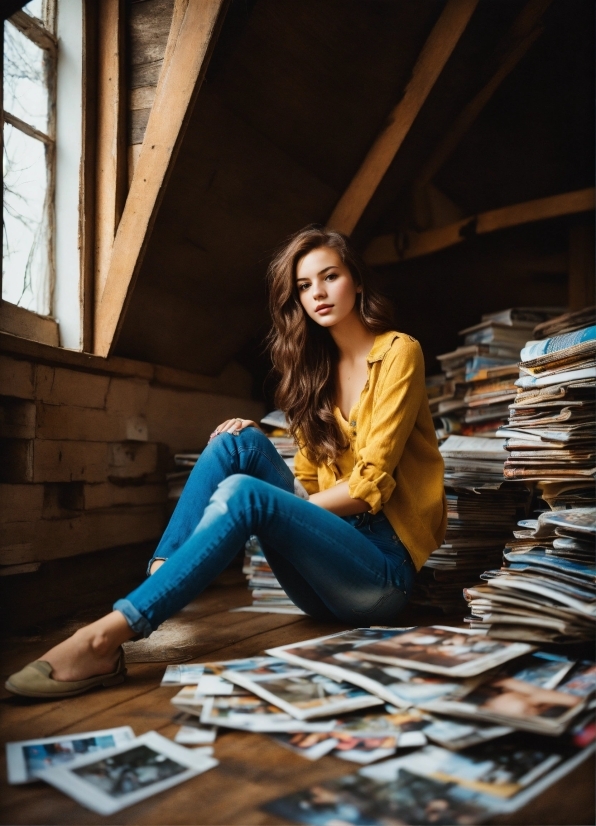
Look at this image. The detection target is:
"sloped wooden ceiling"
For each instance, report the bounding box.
[113,0,594,377]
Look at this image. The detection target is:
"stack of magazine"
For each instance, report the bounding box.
[238,411,304,613]
[166,452,201,500]
[241,535,304,615]
[428,307,562,442]
[500,308,595,484]
[464,508,596,643]
[415,309,563,615]
[414,486,529,613]
[464,307,596,644]
[413,434,529,612]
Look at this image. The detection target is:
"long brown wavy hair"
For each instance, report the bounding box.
[267,225,395,464]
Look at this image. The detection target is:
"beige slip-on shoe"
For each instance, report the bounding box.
[5,648,127,699]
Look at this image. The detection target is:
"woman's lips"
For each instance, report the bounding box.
[315,304,333,314]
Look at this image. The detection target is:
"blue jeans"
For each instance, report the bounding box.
[114,428,416,637]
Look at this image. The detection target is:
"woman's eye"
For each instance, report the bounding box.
[298,283,310,291]
[325,273,337,281]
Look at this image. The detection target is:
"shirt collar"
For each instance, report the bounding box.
[366,331,399,364]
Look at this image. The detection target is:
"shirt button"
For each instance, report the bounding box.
[350,421,356,427]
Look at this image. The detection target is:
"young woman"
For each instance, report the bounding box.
[6,226,446,699]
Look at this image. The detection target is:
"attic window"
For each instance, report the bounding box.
[3,0,56,316]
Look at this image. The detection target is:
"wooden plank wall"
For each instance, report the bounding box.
[127,0,176,182]
[0,340,263,628]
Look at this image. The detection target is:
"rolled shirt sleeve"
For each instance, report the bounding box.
[348,339,425,513]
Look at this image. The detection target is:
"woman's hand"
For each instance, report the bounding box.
[209,418,261,440]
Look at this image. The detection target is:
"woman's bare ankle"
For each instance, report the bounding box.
[42,612,135,681]
[149,559,166,575]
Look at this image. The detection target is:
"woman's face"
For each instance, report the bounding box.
[296,246,361,329]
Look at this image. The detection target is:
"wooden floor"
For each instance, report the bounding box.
[0,567,594,826]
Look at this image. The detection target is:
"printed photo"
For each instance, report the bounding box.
[73,745,186,798]
[264,768,500,826]
[161,664,206,685]
[272,732,339,761]
[224,663,382,720]
[36,731,217,815]
[199,695,335,733]
[353,627,532,677]
[364,742,561,798]
[6,727,135,785]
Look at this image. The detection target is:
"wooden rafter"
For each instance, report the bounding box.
[93,0,229,357]
[327,0,480,236]
[363,188,596,266]
[416,0,553,189]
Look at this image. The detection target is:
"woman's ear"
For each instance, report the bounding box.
[356,285,362,293]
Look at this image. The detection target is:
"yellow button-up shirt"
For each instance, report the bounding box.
[294,331,447,571]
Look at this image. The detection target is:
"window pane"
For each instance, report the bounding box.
[3,122,51,315]
[23,0,44,21]
[4,20,50,134]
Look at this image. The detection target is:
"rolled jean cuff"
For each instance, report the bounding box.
[113,599,153,638]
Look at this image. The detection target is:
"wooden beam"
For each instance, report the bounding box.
[327,0,479,236]
[93,0,228,357]
[364,188,596,265]
[94,0,127,311]
[416,0,553,188]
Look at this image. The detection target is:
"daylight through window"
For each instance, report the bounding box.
[3,0,56,316]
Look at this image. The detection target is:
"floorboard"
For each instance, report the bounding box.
[0,568,593,825]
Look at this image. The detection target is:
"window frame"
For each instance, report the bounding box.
[2,5,57,319]
[1,0,98,351]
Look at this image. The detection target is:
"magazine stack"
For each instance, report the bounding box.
[241,535,304,614]
[427,307,562,442]
[464,306,596,644]
[239,411,303,612]
[415,309,562,615]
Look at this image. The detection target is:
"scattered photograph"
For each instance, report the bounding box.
[264,768,501,825]
[332,733,397,764]
[272,732,339,761]
[6,727,135,785]
[223,659,382,720]
[352,626,534,677]
[362,741,561,798]
[199,695,336,733]
[268,628,527,704]
[423,654,596,734]
[331,707,429,747]
[423,718,512,751]
[161,664,206,685]
[174,725,218,745]
[36,731,218,815]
